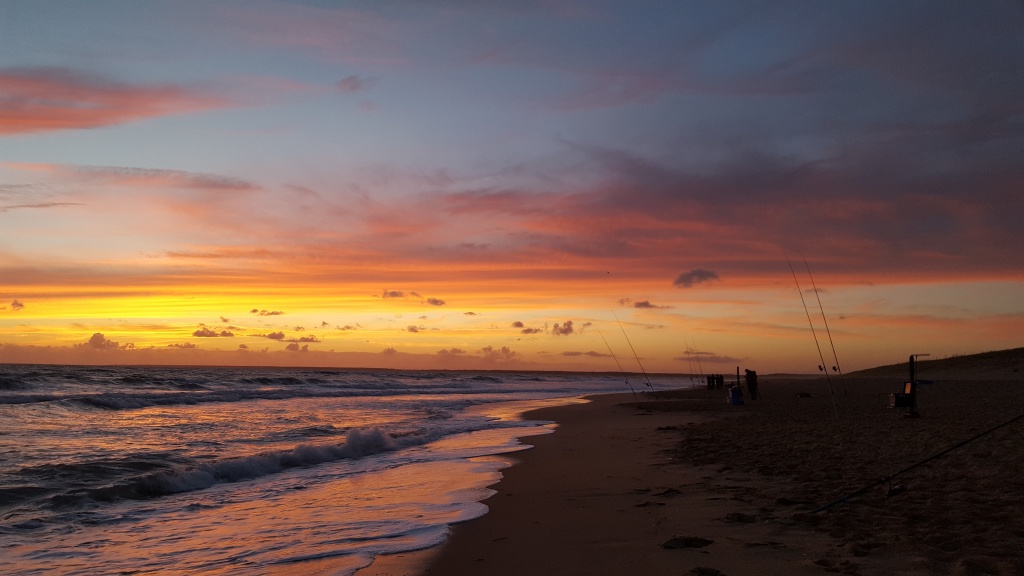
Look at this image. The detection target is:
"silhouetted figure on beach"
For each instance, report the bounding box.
[744,369,758,400]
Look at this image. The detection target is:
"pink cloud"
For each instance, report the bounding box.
[0,201,82,213]
[0,68,229,135]
[41,164,260,192]
[217,4,407,65]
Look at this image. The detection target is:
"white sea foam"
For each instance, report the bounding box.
[123,426,432,498]
[0,364,673,575]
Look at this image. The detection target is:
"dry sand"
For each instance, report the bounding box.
[361,353,1024,575]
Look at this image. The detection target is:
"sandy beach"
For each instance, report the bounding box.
[362,351,1024,576]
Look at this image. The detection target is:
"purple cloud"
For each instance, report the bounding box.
[634,300,669,309]
[337,75,370,93]
[673,269,719,288]
[193,326,234,337]
[552,320,574,336]
[479,345,517,362]
[82,332,119,351]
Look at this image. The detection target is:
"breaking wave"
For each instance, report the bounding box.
[49,427,432,506]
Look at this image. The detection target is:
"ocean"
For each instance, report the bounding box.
[0,364,673,575]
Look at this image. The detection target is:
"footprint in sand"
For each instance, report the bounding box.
[662,536,714,549]
[688,567,726,576]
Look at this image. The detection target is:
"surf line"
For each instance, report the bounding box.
[785,252,839,419]
[598,326,638,401]
[612,311,654,391]
[803,256,848,397]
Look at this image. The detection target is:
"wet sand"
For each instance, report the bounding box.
[361,359,1024,575]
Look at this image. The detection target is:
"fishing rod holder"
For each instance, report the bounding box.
[889,354,929,416]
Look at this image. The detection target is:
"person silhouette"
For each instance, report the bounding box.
[744,369,758,401]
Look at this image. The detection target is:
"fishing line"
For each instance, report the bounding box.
[691,339,705,383]
[598,326,637,401]
[612,311,654,391]
[813,410,1024,513]
[786,253,839,419]
[684,338,697,388]
[803,256,847,397]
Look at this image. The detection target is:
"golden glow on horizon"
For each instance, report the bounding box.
[3,273,1019,374]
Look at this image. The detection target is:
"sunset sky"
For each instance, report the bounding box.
[1,1,1022,374]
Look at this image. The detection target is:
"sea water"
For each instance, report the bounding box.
[0,364,670,575]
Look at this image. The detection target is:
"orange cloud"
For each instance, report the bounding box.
[0,68,228,135]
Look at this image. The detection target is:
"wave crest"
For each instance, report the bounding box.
[62,426,421,504]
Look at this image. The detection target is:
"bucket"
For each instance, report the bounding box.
[729,386,744,406]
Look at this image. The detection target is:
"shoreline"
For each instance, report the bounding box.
[360,389,841,576]
[361,374,1024,575]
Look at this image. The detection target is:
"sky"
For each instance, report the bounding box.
[1,0,1022,374]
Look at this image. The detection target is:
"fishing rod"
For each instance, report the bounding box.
[803,256,847,397]
[691,339,706,390]
[813,410,1024,513]
[612,311,654,391]
[684,338,697,389]
[785,253,839,419]
[598,326,637,401]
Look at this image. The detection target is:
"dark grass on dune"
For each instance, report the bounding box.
[847,348,1024,380]
[648,364,1024,575]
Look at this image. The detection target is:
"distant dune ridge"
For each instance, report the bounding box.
[847,347,1024,379]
